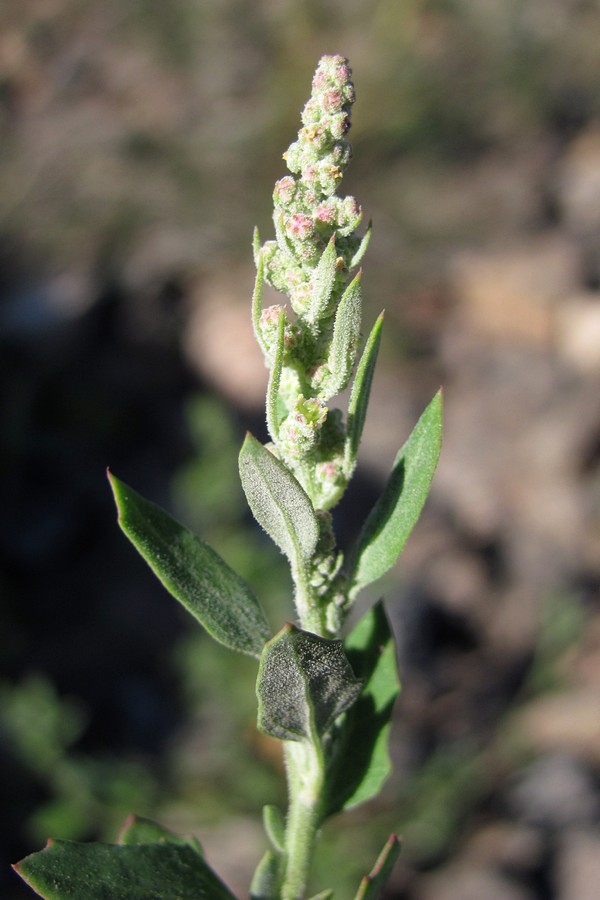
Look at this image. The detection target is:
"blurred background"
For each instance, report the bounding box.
[2,1,600,898]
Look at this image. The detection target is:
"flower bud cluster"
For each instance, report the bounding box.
[261,55,363,303]
[253,55,369,514]
[278,395,327,460]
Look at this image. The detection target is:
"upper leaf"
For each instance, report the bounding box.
[239,434,319,565]
[323,271,363,400]
[307,235,338,324]
[344,312,384,477]
[324,601,399,816]
[349,390,443,598]
[266,310,286,443]
[108,473,270,658]
[14,839,236,900]
[349,221,372,270]
[256,625,363,743]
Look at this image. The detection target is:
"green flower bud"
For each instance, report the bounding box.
[279,395,327,459]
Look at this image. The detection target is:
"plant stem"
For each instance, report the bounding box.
[281,740,324,900]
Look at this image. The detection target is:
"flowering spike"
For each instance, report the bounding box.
[249,56,392,637]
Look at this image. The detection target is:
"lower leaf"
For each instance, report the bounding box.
[14,838,236,900]
[117,814,204,857]
[324,602,400,816]
[256,624,363,743]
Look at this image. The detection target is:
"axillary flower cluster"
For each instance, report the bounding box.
[252,56,375,634]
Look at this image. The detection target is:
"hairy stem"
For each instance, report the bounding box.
[282,740,324,900]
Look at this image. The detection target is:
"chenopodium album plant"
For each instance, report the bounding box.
[15,56,442,900]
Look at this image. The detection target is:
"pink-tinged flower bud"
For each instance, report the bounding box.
[331,141,351,166]
[260,304,285,327]
[286,213,314,241]
[323,88,343,113]
[342,82,355,104]
[259,305,287,363]
[315,202,336,225]
[312,68,328,91]
[279,395,328,459]
[303,164,318,185]
[339,196,362,233]
[301,98,321,125]
[290,281,312,315]
[283,142,302,173]
[274,176,297,206]
[300,123,329,152]
[333,61,352,85]
[316,163,343,197]
[328,113,349,141]
[342,196,360,219]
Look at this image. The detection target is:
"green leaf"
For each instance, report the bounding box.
[239,434,319,566]
[307,235,337,324]
[14,839,236,900]
[350,221,372,269]
[344,312,384,477]
[250,849,282,900]
[256,625,363,743]
[353,834,401,900]
[252,250,268,357]
[309,892,334,899]
[117,815,203,857]
[325,602,399,816]
[349,390,442,598]
[266,310,285,442]
[262,805,285,853]
[324,271,363,399]
[108,473,270,658]
[253,226,262,266]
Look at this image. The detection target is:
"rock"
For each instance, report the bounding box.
[449,236,580,348]
[557,129,600,235]
[464,822,544,875]
[184,266,266,410]
[557,829,600,900]
[419,864,533,900]
[506,754,600,828]
[557,293,600,372]
[516,691,600,765]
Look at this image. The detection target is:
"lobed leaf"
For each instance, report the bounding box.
[325,602,399,816]
[324,271,363,399]
[353,834,401,900]
[256,625,363,743]
[14,839,236,900]
[108,473,270,658]
[344,312,384,477]
[307,235,338,325]
[239,434,319,566]
[349,390,443,598]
